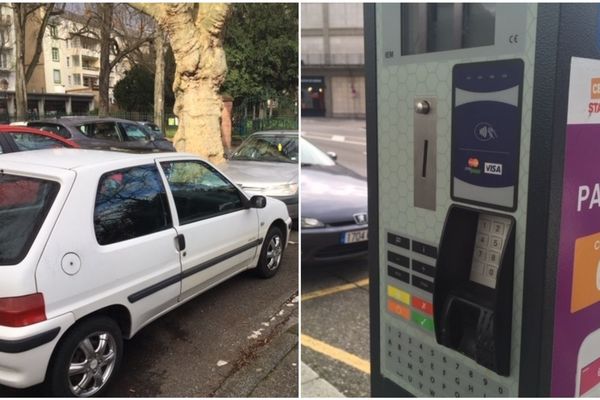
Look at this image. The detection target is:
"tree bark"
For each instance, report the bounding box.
[98,4,113,116]
[130,3,230,164]
[13,4,27,120]
[153,28,165,131]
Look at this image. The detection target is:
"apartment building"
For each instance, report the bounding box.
[301,3,365,118]
[0,8,130,119]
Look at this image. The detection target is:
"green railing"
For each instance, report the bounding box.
[233,117,298,138]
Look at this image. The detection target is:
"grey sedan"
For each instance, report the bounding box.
[300,137,368,264]
[220,131,298,219]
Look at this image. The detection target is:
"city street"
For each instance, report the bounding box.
[0,231,299,397]
[301,118,367,178]
[301,117,370,397]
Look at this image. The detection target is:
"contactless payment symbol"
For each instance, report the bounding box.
[474,122,498,141]
[571,232,600,313]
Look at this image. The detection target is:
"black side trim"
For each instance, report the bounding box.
[0,327,60,353]
[128,274,182,303]
[181,238,263,279]
[128,238,264,304]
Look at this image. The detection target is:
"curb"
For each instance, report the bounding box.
[301,362,345,398]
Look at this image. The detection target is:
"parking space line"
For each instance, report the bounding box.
[301,278,369,302]
[301,334,371,375]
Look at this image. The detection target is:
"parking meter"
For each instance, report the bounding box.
[366,3,600,397]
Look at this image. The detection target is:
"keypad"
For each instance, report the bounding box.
[384,323,509,397]
[469,215,511,289]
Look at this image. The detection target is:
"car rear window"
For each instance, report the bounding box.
[27,122,72,139]
[0,174,60,265]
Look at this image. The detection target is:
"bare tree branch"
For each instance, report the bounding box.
[25,4,58,82]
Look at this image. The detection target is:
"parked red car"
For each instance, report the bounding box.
[0,125,78,154]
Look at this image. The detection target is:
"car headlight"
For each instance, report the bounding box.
[264,183,298,197]
[301,217,325,228]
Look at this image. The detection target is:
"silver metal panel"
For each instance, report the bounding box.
[453,177,514,208]
[414,97,437,211]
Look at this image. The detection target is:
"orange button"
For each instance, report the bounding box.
[411,296,433,316]
[388,299,411,320]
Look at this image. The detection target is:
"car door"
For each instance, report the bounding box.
[119,122,156,152]
[78,122,125,150]
[158,159,260,300]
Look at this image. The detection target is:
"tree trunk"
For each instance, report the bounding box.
[98,4,113,116]
[13,4,27,120]
[130,4,230,164]
[153,28,165,131]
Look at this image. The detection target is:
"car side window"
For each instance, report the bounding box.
[28,123,71,139]
[80,122,122,141]
[121,123,149,141]
[9,132,68,151]
[160,161,244,224]
[94,165,173,245]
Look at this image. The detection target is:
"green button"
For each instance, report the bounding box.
[412,311,434,332]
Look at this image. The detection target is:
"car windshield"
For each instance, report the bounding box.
[300,137,335,166]
[230,134,298,163]
[0,174,60,265]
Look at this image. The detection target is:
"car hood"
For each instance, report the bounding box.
[220,160,298,186]
[301,164,368,225]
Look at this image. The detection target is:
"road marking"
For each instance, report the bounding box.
[301,278,369,301]
[304,132,366,146]
[302,334,371,375]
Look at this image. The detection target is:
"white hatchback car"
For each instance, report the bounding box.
[0,149,291,396]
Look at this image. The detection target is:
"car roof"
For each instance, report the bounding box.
[0,148,192,171]
[0,125,78,147]
[250,130,298,137]
[30,116,142,126]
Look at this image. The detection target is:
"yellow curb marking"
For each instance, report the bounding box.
[301,278,369,302]
[301,334,371,375]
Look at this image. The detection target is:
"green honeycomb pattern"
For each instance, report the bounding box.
[376,4,538,396]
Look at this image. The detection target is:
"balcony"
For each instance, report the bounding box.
[301,53,364,66]
[82,65,100,72]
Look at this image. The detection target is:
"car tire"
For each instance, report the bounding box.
[47,316,123,397]
[255,226,284,279]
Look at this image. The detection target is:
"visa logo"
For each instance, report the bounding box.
[484,162,503,175]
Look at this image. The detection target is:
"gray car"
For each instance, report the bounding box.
[220,130,298,219]
[300,137,368,264]
[26,117,175,153]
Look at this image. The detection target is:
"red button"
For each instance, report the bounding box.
[580,356,600,395]
[411,296,433,316]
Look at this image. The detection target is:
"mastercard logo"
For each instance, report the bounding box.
[468,158,480,168]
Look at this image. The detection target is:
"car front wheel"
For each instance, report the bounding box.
[48,316,123,397]
[255,226,284,278]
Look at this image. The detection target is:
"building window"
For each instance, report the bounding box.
[68,75,71,85]
[73,74,81,85]
[0,52,9,69]
[49,25,58,39]
[53,69,61,84]
[52,47,59,62]
[66,56,69,67]
[72,55,80,67]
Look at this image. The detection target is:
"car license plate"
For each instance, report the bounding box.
[341,229,368,244]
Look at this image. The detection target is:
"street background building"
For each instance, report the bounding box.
[301,3,365,119]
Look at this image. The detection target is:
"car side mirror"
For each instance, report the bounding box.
[327,151,338,161]
[249,195,267,209]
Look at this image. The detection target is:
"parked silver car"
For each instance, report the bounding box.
[221,131,298,219]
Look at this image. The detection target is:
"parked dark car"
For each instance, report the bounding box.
[0,125,78,154]
[138,121,166,139]
[300,137,368,264]
[25,117,175,153]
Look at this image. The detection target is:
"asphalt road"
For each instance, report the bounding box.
[300,117,370,397]
[301,118,367,178]
[0,230,299,397]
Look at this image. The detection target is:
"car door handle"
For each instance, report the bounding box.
[175,234,186,251]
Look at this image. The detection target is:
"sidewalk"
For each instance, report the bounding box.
[301,362,345,398]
